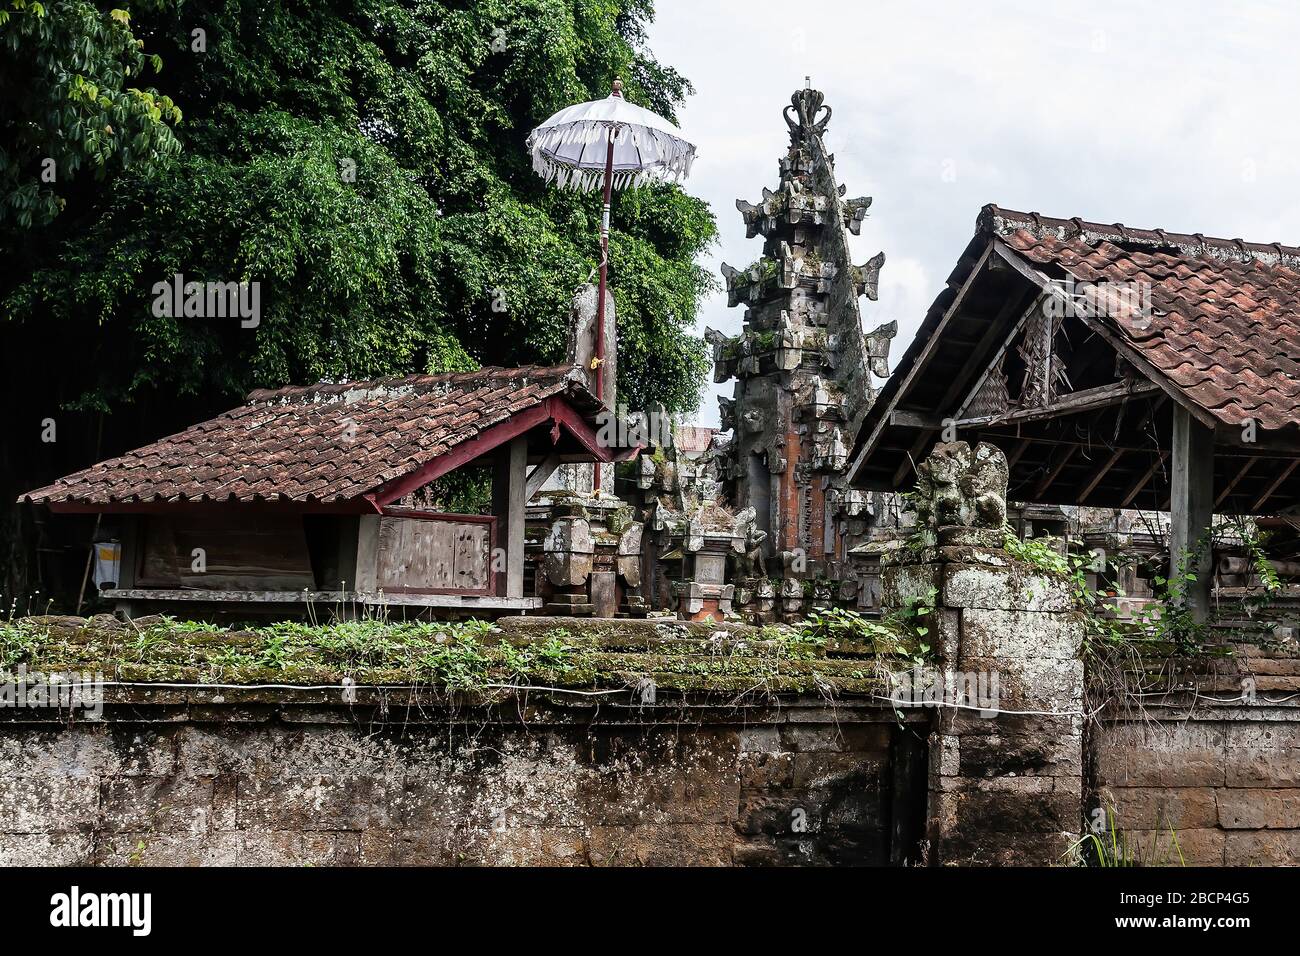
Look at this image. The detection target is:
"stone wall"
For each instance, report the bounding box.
[883,529,1086,865]
[6,530,1299,866]
[1097,697,1300,868]
[0,694,924,867]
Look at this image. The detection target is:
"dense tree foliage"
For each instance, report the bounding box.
[0,0,716,602]
[0,1,182,227]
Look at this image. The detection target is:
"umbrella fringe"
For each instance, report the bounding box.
[526,119,696,193]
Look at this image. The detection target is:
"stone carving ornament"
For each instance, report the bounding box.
[912,441,1009,541]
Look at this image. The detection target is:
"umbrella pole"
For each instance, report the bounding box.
[593,127,615,493]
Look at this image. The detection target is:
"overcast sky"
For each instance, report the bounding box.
[645,0,1300,426]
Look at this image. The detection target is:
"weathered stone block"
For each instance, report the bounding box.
[777,723,890,753]
[1097,723,1227,788]
[881,562,941,609]
[738,751,794,790]
[933,788,1079,833]
[1217,788,1300,829]
[0,833,93,866]
[1105,786,1220,829]
[791,751,885,789]
[961,608,1083,660]
[1225,722,1300,751]
[1121,827,1224,866]
[586,824,734,866]
[236,772,403,831]
[1226,750,1300,788]
[99,776,216,833]
[957,655,1083,711]
[1224,829,1300,866]
[958,733,1082,779]
[942,564,1071,613]
[935,827,1074,866]
[95,831,241,866]
[0,775,100,834]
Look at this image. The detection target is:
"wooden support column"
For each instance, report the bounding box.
[492,435,528,599]
[1170,405,1215,620]
[354,515,380,594]
[114,515,141,619]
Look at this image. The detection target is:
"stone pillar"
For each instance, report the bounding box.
[674,530,737,622]
[883,526,1085,865]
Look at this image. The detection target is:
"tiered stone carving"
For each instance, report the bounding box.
[635,442,742,622]
[536,498,646,617]
[708,87,898,622]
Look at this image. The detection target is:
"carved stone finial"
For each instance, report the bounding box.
[853,251,886,301]
[784,88,831,145]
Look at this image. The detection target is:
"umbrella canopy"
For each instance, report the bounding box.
[527,87,696,192]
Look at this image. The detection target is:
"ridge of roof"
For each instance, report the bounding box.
[245,363,578,405]
[979,204,1300,270]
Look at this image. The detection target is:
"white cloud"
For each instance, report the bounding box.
[646,0,1300,425]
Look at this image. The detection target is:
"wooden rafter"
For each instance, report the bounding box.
[953,293,1047,421]
[1121,452,1167,508]
[936,286,1037,413]
[1079,448,1125,503]
[848,242,994,480]
[1215,458,1256,509]
[1253,459,1300,513]
[1033,444,1078,500]
[990,239,1220,430]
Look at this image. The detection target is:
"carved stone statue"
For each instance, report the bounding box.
[911,441,1009,545]
[732,506,768,580]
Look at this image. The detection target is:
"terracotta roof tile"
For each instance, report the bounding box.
[1003,228,1300,432]
[23,365,589,506]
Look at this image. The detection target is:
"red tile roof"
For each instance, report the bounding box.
[23,366,593,507]
[673,426,718,454]
[1001,224,1300,431]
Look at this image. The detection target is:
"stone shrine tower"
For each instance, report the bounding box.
[707,87,897,596]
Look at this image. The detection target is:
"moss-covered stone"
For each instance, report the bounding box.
[0,613,900,699]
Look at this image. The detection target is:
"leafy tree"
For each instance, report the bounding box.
[0,0,182,227]
[0,0,717,604]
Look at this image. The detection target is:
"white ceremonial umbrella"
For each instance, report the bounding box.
[527,79,696,487]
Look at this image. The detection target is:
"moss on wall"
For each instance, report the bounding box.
[0,613,901,698]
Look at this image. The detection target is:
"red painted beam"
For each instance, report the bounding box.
[370,396,619,506]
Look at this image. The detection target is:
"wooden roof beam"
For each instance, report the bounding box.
[1032,443,1078,500]
[1253,459,1300,513]
[848,241,995,481]
[956,379,1160,429]
[1078,448,1125,503]
[1215,458,1256,510]
[1120,452,1167,508]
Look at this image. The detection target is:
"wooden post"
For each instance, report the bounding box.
[114,515,140,620]
[493,436,528,598]
[354,515,380,594]
[1170,405,1215,620]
